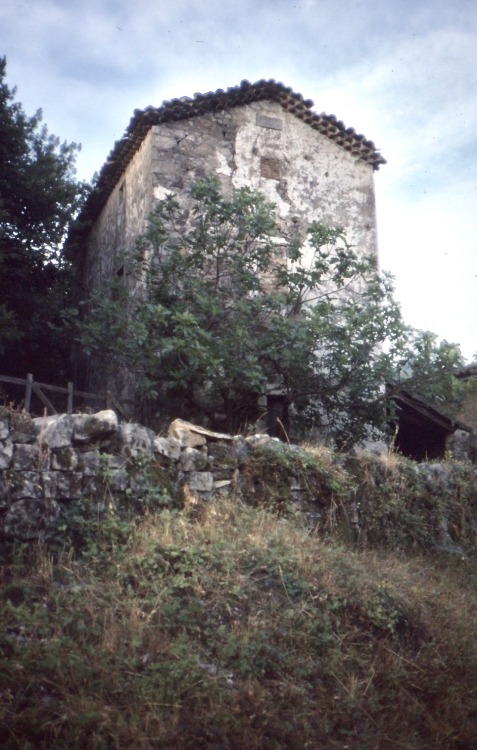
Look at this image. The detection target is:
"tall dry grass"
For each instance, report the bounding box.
[1,498,477,748]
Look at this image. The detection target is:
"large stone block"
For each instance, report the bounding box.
[207,442,239,470]
[153,436,181,460]
[168,419,234,448]
[183,471,214,492]
[81,450,101,475]
[51,446,80,471]
[168,420,207,448]
[178,447,208,472]
[13,444,42,471]
[9,471,43,500]
[11,411,35,444]
[3,498,60,540]
[72,410,118,443]
[114,423,155,456]
[33,414,74,449]
[54,472,83,501]
[0,441,13,470]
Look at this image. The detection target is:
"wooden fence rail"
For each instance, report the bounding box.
[0,373,130,418]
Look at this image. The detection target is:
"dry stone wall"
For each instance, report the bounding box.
[0,408,289,542]
[1,408,476,557]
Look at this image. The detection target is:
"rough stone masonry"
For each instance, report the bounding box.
[0,408,473,556]
[0,408,292,541]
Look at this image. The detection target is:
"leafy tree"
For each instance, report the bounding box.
[0,57,85,384]
[387,330,467,415]
[72,178,467,446]
[73,178,407,445]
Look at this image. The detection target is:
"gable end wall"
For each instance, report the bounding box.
[80,100,379,403]
[85,100,378,293]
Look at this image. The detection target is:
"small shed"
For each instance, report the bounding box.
[392,390,472,461]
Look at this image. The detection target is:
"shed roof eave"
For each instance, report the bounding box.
[392,390,472,434]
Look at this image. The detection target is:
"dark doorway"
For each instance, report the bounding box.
[266,395,289,439]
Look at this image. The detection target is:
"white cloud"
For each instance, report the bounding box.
[378,173,477,358]
[301,20,477,357]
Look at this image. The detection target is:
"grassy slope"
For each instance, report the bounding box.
[1,496,477,750]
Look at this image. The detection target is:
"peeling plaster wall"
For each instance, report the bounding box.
[229,101,378,259]
[85,100,378,293]
[81,101,379,402]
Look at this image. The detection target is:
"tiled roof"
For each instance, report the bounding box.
[83,78,386,223]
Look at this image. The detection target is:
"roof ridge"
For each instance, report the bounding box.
[81,79,386,224]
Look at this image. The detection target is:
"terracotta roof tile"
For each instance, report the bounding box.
[83,79,386,222]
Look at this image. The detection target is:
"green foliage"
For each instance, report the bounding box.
[74,177,411,446]
[73,177,468,446]
[0,57,86,383]
[244,439,353,517]
[341,451,477,553]
[389,330,467,415]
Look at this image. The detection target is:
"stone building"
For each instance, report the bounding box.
[71,78,386,418]
[391,390,473,461]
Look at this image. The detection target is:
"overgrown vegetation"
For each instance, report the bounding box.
[71,178,467,446]
[2,448,477,749]
[238,440,477,555]
[0,57,86,383]
[2,63,477,748]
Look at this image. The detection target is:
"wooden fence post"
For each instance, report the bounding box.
[67,382,74,414]
[1,372,125,417]
[25,374,33,413]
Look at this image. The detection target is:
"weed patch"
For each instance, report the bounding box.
[1,500,477,748]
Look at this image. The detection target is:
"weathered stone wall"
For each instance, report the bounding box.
[0,408,280,542]
[85,131,154,291]
[84,101,378,300]
[80,101,379,405]
[2,408,476,557]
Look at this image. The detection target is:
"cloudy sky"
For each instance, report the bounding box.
[1,0,476,359]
